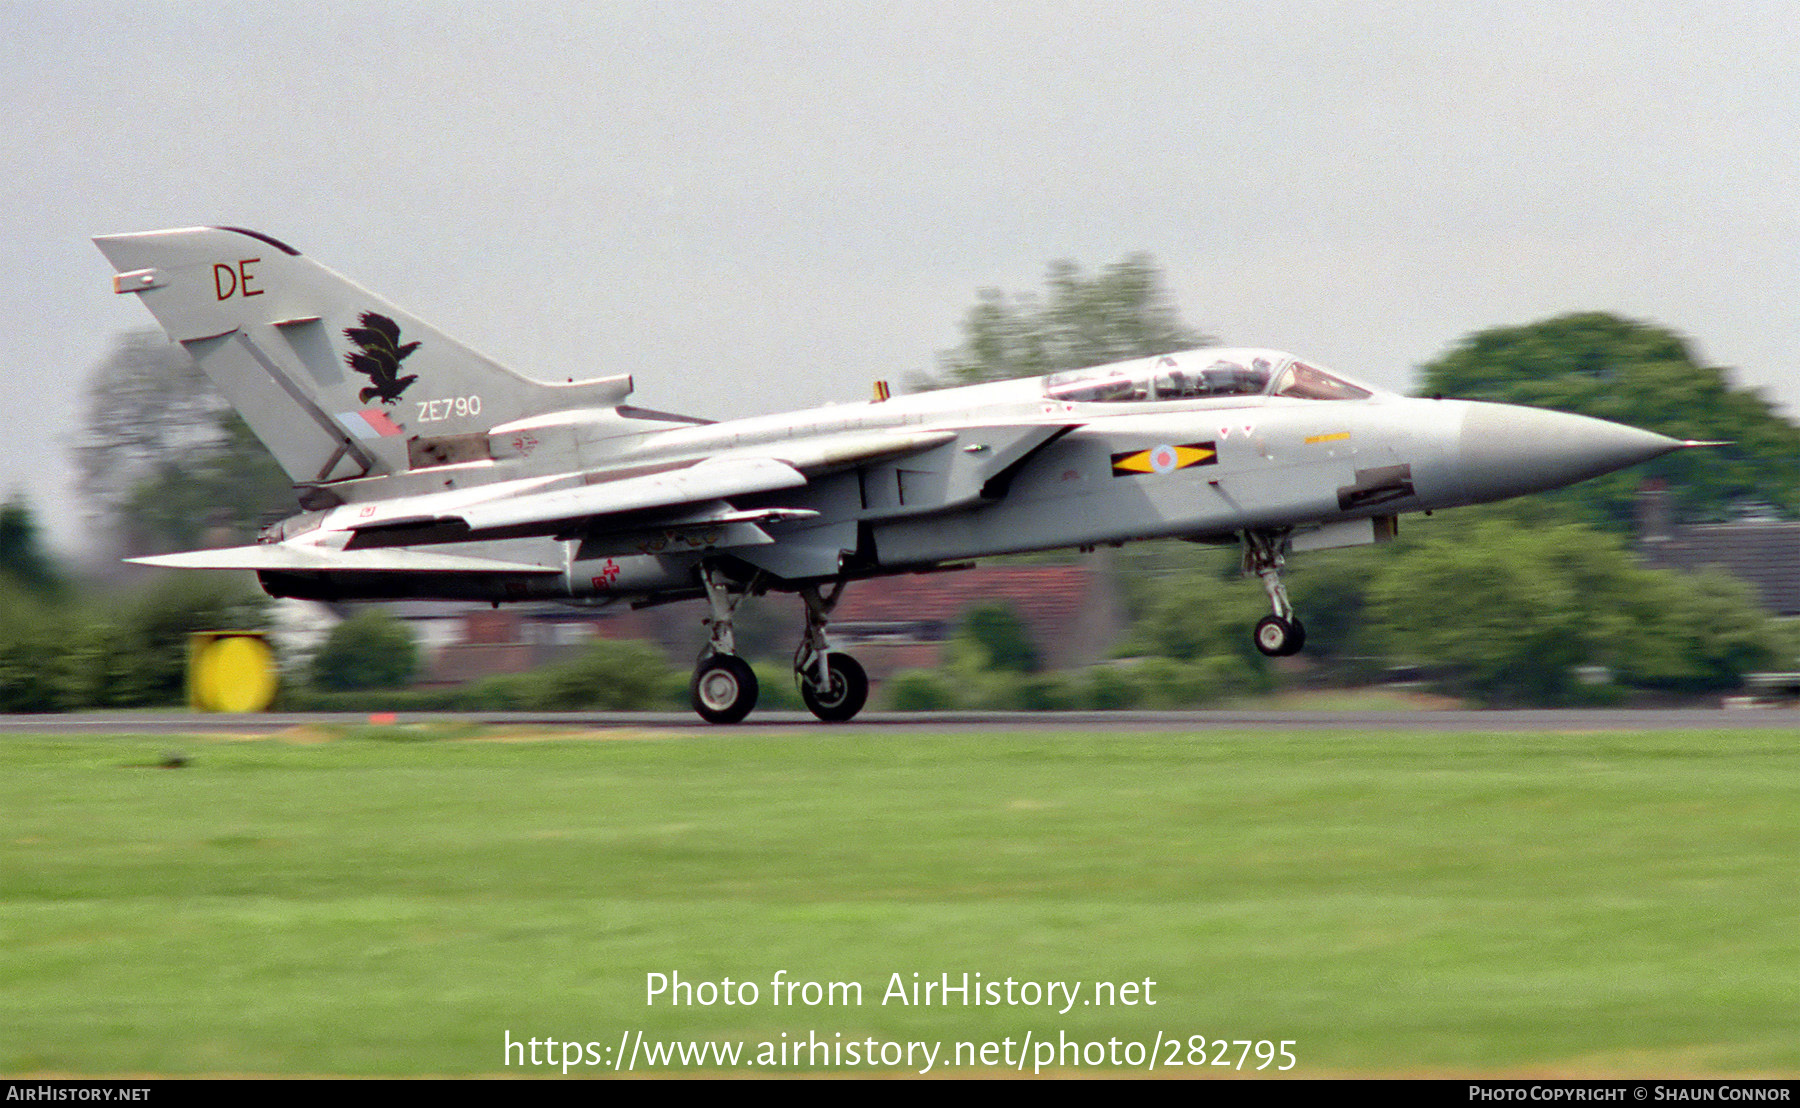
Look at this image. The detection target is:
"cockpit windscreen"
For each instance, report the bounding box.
[1273,362,1372,401]
[1042,353,1371,404]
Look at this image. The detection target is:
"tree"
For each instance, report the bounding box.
[73,331,295,555]
[124,573,275,704]
[1364,512,1775,703]
[530,638,678,709]
[0,497,64,598]
[0,569,272,711]
[954,604,1041,673]
[927,255,1212,387]
[1113,548,1277,694]
[311,610,419,691]
[1417,314,1800,528]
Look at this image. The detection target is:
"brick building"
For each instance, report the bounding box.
[1637,483,1800,616]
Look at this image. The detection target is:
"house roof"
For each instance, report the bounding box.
[1642,524,1800,615]
[833,566,1097,632]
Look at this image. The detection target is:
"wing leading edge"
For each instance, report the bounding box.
[127,544,562,575]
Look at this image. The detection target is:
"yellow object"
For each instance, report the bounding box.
[188,633,278,713]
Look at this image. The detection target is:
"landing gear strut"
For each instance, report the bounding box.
[690,563,759,723]
[1242,529,1306,657]
[795,582,869,723]
[685,565,870,724]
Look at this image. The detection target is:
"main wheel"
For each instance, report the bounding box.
[799,653,869,723]
[1253,615,1306,657]
[691,654,759,723]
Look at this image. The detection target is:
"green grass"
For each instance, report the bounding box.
[3,725,1799,1076]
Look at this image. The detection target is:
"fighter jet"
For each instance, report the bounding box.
[96,227,1699,723]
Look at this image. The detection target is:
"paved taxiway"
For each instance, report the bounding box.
[6,709,1800,735]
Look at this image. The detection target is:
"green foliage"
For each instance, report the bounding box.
[1368,520,1593,703]
[954,603,1041,673]
[0,582,72,712]
[927,255,1211,388]
[744,661,803,711]
[881,668,957,711]
[119,415,293,556]
[1115,548,1274,674]
[1012,673,1068,710]
[878,653,1264,712]
[1082,665,1140,710]
[54,619,152,710]
[127,574,273,703]
[1281,546,1385,663]
[870,544,1285,710]
[75,332,294,555]
[1763,619,1800,674]
[310,610,419,692]
[1094,506,1776,706]
[0,499,65,599]
[282,636,687,711]
[525,637,679,709]
[1417,313,1800,527]
[455,639,684,710]
[1365,512,1776,703]
[1126,654,1266,708]
[1619,570,1777,693]
[0,572,270,711]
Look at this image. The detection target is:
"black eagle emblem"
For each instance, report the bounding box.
[343,311,420,406]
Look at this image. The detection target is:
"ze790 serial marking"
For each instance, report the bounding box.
[417,396,483,422]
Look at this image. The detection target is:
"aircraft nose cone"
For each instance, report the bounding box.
[1454,402,1684,504]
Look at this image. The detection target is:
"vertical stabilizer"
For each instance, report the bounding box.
[94,227,632,486]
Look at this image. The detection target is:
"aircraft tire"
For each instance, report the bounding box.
[799,653,869,723]
[1253,615,1305,657]
[692,654,759,724]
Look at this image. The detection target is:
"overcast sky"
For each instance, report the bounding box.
[5,1,1796,552]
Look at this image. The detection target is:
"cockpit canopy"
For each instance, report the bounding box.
[1042,350,1373,404]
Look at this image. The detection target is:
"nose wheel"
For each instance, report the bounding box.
[1243,530,1306,657]
[1253,614,1306,657]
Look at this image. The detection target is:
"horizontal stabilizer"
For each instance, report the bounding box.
[127,544,561,575]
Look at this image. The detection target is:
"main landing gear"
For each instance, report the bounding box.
[1242,529,1306,657]
[688,564,870,724]
[692,565,759,723]
[795,582,869,723]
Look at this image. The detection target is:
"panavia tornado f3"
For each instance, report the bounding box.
[96,227,1701,723]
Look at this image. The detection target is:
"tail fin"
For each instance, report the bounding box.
[94,227,632,486]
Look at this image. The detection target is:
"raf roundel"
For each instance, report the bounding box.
[1109,441,1219,477]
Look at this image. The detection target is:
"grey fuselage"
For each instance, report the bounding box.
[255,349,1677,604]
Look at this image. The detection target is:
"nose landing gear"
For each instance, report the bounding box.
[1242,529,1306,657]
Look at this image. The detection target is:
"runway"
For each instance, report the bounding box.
[6,708,1800,735]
